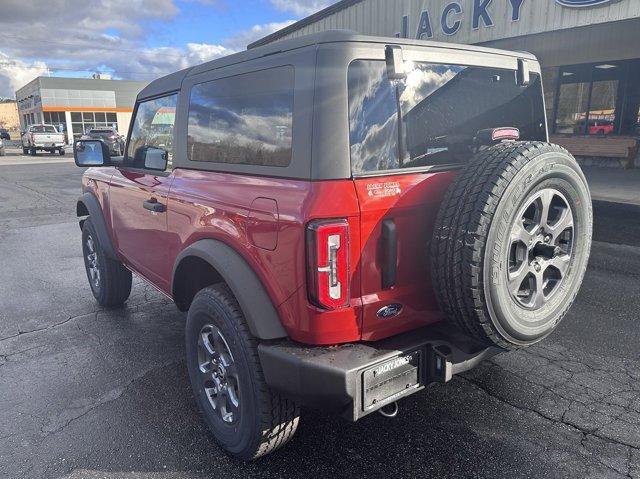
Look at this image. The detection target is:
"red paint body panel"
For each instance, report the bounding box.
[83,166,458,346]
[353,171,457,341]
[109,168,174,292]
[165,170,362,344]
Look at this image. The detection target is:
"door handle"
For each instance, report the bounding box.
[381,219,397,289]
[143,198,166,213]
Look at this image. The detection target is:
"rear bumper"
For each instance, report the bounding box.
[33,143,65,149]
[258,324,500,421]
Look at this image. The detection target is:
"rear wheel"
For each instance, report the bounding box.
[186,284,299,460]
[432,142,592,349]
[81,218,132,307]
[58,148,65,156]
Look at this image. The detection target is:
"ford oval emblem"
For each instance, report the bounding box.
[555,0,622,7]
[377,303,403,319]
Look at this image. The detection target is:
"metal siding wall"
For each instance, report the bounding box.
[37,78,146,109]
[267,0,640,46]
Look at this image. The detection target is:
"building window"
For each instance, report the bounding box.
[43,111,67,133]
[553,60,640,137]
[542,67,558,127]
[556,82,590,135]
[587,80,618,136]
[70,111,118,138]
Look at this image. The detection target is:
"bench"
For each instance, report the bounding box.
[550,136,639,169]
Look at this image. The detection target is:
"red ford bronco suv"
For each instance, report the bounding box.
[74,31,592,460]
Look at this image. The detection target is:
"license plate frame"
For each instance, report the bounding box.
[362,350,422,411]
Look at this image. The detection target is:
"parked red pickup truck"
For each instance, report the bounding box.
[74,32,592,460]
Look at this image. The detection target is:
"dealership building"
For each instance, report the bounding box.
[252,0,640,167]
[15,77,147,143]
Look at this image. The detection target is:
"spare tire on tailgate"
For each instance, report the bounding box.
[432,142,592,349]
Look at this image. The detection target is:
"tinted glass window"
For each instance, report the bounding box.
[127,94,177,170]
[32,125,57,133]
[348,60,546,175]
[187,66,293,167]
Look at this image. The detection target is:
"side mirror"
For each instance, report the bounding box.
[143,146,168,171]
[74,139,110,167]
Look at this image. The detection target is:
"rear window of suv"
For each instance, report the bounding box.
[32,126,57,133]
[348,60,546,175]
[187,66,294,167]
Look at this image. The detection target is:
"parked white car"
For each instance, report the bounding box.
[0,138,5,156]
[21,125,65,156]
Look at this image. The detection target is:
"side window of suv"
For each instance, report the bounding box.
[126,94,178,171]
[187,66,294,167]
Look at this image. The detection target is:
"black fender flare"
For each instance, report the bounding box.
[76,192,117,259]
[172,239,288,340]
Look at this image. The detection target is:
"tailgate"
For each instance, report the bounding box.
[345,53,546,342]
[353,172,453,341]
[35,133,63,144]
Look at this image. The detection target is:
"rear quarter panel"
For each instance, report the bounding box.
[166,170,363,344]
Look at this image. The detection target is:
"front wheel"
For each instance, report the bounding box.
[186,284,299,460]
[81,218,132,307]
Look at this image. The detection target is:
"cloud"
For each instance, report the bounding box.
[0,52,48,98]
[270,0,335,16]
[0,0,298,98]
[224,21,296,50]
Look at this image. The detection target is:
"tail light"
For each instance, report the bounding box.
[491,127,520,141]
[306,219,350,309]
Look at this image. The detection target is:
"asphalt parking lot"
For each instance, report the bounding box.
[1,153,639,478]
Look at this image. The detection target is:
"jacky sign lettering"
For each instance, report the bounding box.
[396,0,623,39]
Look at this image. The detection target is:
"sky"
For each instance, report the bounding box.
[0,0,338,98]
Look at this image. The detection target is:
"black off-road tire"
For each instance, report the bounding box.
[432,142,592,349]
[186,284,299,460]
[81,218,132,307]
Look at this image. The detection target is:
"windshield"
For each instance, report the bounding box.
[348,60,547,175]
[32,125,57,133]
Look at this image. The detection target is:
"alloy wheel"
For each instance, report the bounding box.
[507,188,575,310]
[197,324,241,424]
[85,235,101,289]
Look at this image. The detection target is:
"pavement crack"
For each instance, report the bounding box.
[40,360,180,439]
[0,310,101,343]
[459,375,640,453]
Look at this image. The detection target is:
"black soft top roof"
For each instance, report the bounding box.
[137,30,537,101]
